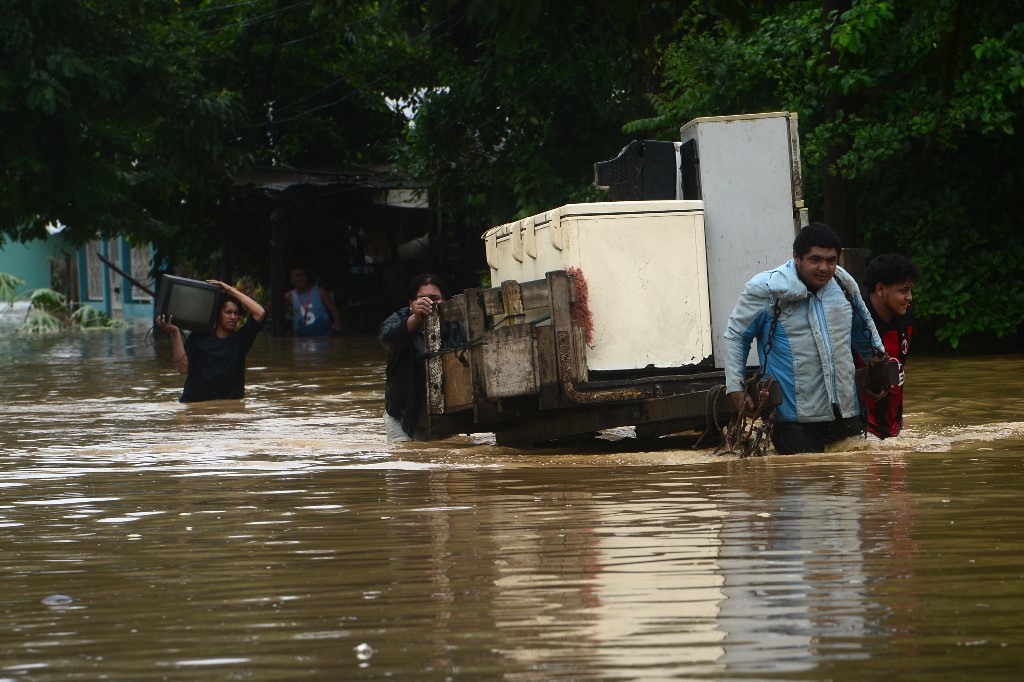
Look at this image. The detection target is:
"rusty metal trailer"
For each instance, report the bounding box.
[422,270,731,446]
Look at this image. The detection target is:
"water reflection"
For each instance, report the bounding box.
[1,330,1023,680]
[489,477,729,678]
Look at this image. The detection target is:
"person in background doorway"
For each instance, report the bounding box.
[156,280,266,403]
[285,266,342,337]
[723,222,884,454]
[378,274,466,442]
[862,253,918,439]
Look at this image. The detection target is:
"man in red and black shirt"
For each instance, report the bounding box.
[863,254,918,438]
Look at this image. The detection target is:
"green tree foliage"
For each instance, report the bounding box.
[162,0,428,279]
[0,1,416,261]
[636,0,1024,347]
[175,0,415,168]
[0,272,23,305]
[0,0,248,247]
[402,0,685,260]
[2,1,1021,346]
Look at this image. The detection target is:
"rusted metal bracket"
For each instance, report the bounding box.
[556,330,660,404]
[425,306,444,414]
[500,280,526,325]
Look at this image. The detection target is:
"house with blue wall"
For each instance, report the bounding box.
[0,235,154,325]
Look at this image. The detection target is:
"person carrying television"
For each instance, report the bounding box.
[156,280,266,403]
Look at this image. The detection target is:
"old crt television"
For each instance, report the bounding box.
[594,139,680,201]
[155,275,221,333]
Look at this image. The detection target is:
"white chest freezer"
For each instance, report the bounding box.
[483,200,712,373]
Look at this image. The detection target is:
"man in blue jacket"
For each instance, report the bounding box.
[724,222,883,454]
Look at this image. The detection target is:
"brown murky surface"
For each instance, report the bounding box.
[2,330,1023,680]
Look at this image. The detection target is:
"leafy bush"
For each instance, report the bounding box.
[0,272,23,304]
[71,305,128,330]
[19,307,63,334]
[0,271,129,334]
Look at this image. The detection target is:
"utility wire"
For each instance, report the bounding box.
[196,0,317,37]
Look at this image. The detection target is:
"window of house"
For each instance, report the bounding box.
[85,241,104,301]
[129,244,153,302]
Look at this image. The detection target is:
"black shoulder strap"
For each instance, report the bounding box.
[833,275,883,356]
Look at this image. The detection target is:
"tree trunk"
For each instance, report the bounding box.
[822,0,857,248]
[218,195,234,284]
[270,191,288,338]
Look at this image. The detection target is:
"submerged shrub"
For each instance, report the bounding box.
[1,272,131,334]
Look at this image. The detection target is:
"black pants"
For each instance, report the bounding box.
[772,411,864,455]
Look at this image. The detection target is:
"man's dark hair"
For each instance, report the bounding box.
[407,273,448,301]
[793,222,843,258]
[864,253,918,293]
[220,294,242,313]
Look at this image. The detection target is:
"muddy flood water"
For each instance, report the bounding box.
[1,329,1023,681]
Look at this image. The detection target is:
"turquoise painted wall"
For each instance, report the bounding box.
[0,237,69,293]
[1,236,155,325]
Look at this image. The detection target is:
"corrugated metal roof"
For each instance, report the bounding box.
[228,165,427,192]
